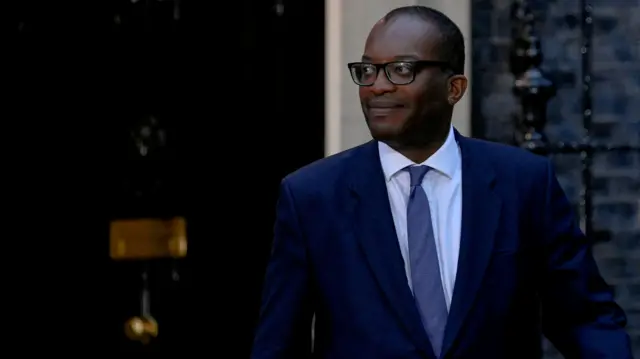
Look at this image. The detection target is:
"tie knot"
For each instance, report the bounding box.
[406,165,430,187]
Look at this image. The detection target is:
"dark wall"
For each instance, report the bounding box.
[471,0,640,357]
[8,0,324,354]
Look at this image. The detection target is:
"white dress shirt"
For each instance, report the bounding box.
[378,126,462,309]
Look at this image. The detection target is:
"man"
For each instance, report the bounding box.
[251,6,632,359]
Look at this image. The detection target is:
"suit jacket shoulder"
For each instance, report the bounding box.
[283,135,555,204]
[461,136,548,172]
[458,136,553,191]
[282,142,371,195]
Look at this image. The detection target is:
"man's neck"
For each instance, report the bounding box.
[393,140,445,164]
[386,125,451,164]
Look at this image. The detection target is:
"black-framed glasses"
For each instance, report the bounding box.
[347,60,449,86]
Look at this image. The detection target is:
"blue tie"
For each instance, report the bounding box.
[406,165,448,357]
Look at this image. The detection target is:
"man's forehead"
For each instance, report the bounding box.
[363,17,439,60]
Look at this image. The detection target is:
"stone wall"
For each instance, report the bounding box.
[471,0,640,357]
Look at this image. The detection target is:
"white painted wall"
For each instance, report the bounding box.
[325,0,472,156]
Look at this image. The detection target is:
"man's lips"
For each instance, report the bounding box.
[367,101,404,109]
[368,106,405,117]
[368,102,404,117]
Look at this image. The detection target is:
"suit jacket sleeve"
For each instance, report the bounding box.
[251,179,314,359]
[538,159,632,358]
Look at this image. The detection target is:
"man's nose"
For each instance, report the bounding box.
[370,69,395,94]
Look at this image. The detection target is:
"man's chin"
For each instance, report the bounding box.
[365,119,401,141]
[368,127,401,143]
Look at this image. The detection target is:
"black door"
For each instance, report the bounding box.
[8,0,324,354]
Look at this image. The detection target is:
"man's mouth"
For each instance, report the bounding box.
[368,106,405,117]
[368,101,404,109]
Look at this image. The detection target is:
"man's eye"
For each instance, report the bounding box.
[362,66,376,75]
[392,64,413,75]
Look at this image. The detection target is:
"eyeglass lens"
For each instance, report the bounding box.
[349,62,415,85]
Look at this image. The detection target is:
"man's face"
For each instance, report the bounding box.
[359,17,451,146]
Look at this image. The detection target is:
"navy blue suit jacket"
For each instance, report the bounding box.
[251,132,631,359]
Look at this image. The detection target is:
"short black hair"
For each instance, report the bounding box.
[384,6,465,75]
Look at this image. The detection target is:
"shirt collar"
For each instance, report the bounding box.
[378,125,460,182]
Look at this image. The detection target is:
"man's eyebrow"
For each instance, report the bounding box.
[393,55,420,60]
[360,54,421,62]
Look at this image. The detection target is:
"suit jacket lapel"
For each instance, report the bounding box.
[347,141,434,357]
[441,132,503,357]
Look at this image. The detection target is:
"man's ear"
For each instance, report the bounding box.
[447,75,468,105]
